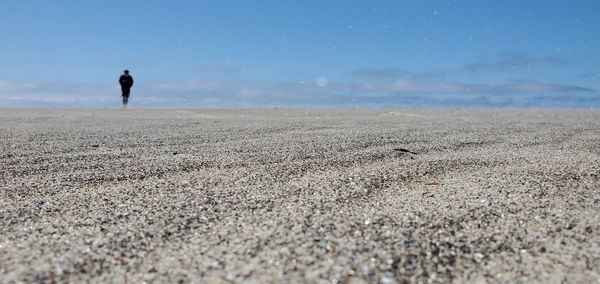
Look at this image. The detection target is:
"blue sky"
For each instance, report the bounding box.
[1,0,599,107]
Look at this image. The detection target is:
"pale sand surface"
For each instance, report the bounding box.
[1,109,599,283]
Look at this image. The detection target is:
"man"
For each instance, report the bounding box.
[119,70,134,108]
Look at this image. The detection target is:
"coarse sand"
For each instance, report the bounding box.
[1,109,599,283]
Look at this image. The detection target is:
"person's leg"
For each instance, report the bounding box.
[121,88,130,108]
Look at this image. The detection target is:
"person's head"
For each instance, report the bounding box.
[124,69,129,74]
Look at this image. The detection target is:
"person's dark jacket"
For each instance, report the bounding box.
[119,74,134,89]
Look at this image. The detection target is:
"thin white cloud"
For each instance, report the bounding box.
[350,80,592,95]
[0,80,117,96]
[383,80,474,93]
[0,77,595,107]
[148,79,223,93]
[348,68,441,81]
[0,81,14,93]
[350,68,409,79]
[465,52,571,72]
[315,76,329,87]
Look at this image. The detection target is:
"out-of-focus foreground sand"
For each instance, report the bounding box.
[1,109,599,283]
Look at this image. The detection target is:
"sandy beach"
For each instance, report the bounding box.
[1,109,598,283]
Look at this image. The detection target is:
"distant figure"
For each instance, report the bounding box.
[119,70,134,108]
